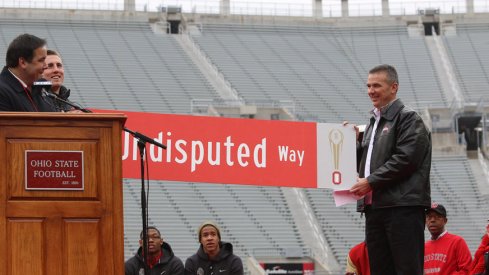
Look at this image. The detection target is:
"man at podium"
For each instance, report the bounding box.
[0,33,57,112]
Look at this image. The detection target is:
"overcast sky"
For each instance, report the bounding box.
[2,0,488,16]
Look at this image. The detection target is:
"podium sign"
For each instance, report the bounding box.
[25,150,84,190]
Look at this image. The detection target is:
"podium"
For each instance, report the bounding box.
[0,113,126,275]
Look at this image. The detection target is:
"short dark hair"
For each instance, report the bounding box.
[47,49,60,57]
[369,64,399,85]
[6,33,46,68]
[139,226,161,239]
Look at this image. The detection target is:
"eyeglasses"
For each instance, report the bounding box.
[141,235,161,240]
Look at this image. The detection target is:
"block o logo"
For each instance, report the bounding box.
[329,129,344,185]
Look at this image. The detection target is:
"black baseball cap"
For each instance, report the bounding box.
[426,203,447,217]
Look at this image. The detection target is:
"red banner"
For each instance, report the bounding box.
[97,110,357,189]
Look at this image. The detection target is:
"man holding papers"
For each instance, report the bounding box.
[349,64,432,275]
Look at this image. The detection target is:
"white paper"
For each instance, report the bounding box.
[333,189,363,207]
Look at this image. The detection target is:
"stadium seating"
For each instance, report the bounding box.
[443,23,489,103]
[1,17,488,274]
[428,154,489,249]
[124,180,306,262]
[304,188,365,267]
[192,23,447,124]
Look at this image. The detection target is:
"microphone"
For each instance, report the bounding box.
[33,79,53,91]
[43,91,92,113]
[34,78,60,111]
[34,78,92,113]
[33,78,53,97]
[124,127,167,149]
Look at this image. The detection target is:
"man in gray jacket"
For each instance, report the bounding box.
[185,221,243,275]
[349,64,432,275]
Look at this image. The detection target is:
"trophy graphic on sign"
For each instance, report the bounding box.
[329,129,344,185]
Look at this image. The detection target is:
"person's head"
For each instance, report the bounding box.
[139,226,163,256]
[42,50,64,94]
[367,64,399,109]
[198,221,221,256]
[6,33,47,86]
[426,203,448,239]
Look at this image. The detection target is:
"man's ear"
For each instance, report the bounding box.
[18,57,28,69]
[391,82,399,94]
[139,239,143,247]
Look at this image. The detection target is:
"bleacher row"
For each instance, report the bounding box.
[124,181,307,261]
[444,23,489,103]
[1,19,488,271]
[122,154,488,268]
[193,23,446,123]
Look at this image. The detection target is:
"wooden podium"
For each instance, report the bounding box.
[0,113,126,275]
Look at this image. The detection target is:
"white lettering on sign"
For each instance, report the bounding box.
[54,160,79,168]
[33,170,76,178]
[30,159,52,167]
[122,132,267,172]
[277,146,304,166]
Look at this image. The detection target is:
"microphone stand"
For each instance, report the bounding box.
[123,127,166,275]
[43,91,92,113]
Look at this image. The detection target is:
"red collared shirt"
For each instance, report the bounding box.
[147,251,162,269]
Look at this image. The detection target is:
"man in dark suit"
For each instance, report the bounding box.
[0,33,56,112]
